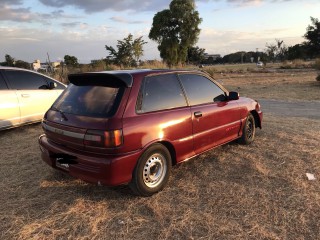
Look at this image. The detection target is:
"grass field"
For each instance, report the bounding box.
[0,70,319,239]
[218,70,319,101]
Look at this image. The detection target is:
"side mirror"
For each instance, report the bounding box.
[228,91,239,100]
[49,82,57,89]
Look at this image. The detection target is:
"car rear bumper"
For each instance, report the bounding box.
[38,134,141,186]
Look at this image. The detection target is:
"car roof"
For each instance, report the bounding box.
[0,66,66,86]
[68,69,207,88]
[0,66,27,70]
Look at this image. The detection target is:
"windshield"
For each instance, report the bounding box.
[52,84,123,117]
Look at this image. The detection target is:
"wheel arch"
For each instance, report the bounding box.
[250,110,261,129]
[159,141,177,166]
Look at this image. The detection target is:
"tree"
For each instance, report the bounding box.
[132,36,148,63]
[265,39,288,62]
[187,46,205,64]
[149,0,202,67]
[105,34,147,67]
[64,55,79,66]
[304,17,320,58]
[287,44,308,60]
[14,60,31,69]
[4,54,15,66]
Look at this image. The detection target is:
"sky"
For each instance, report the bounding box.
[0,0,319,63]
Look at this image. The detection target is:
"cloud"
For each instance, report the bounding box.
[110,16,147,24]
[0,25,156,63]
[61,22,88,28]
[0,4,81,24]
[198,26,303,55]
[0,6,33,22]
[39,0,173,13]
[1,0,23,5]
[38,0,233,13]
[207,0,296,9]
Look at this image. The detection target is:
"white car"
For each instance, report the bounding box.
[0,67,66,130]
[256,61,264,67]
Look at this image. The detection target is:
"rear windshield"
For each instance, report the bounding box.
[52,84,124,117]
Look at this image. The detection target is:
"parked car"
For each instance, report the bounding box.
[39,69,262,196]
[256,61,264,67]
[0,67,66,130]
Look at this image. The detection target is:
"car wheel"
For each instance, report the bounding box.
[129,144,171,196]
[239,113,255,145]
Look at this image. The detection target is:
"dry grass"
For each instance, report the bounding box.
[214,71,320,101]
[1,70,320,239]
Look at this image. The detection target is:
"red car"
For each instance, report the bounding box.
[39,69,262,196]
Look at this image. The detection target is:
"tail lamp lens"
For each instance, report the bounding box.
[84,129,123,148]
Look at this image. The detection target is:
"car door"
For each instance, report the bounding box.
[3,69,58,124]
[178,74,242,154]
[0,71,21,129]
[124,73,194,162]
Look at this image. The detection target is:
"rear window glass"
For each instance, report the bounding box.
[52,84,123,117]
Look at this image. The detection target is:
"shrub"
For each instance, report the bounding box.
[315,59,320,81]
[314,58,320,70]
[203,68,218,77]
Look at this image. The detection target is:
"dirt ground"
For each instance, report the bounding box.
[258,99,320,120]
[0,70,319,239]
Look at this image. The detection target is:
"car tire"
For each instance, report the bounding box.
[129,144,171,196]
[239,113,255,145]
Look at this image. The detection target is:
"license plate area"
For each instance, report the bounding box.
[54,154,77,171]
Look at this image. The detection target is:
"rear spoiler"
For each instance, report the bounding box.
[68,72,133,87]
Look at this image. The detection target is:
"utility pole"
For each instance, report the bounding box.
[47,52,52,73]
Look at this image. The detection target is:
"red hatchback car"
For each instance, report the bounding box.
[39,69,262,196]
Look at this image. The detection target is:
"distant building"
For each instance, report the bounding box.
[32,59,60,72]
[204,53,221,61]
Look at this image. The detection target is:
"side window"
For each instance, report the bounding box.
[137,74,187,113]
[179,74,226,105]
[4,70,49,90]
[43,76,65,89]
[0,73,8,90]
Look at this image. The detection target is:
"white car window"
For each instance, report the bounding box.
[4,70,49,90]
[0,73,8,90]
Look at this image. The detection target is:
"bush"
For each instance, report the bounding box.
[280,59,312,69]
[314,58,320,70]
[315,59,320,81]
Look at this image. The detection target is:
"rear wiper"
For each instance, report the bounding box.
[51,106,68,121]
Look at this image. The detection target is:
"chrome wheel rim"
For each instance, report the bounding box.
[143,153,167,188]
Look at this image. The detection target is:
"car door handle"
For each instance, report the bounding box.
[194,111,202,118]
[21,94,30,98]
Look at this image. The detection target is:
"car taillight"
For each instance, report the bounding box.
[84,129,123,148]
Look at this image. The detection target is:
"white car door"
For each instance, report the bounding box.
[4,70,58,124]
[0,73,20,129]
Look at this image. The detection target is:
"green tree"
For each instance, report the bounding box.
[14,60,31,69]
[265,39,288,62]
[105,34,147,67]
[149,0,202,67]
[304,17,320,58]
[64,55,79,66]
[187,46,205,64]
[4,54,15,66]
[132,36,147,63]
[287,44,308,60]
